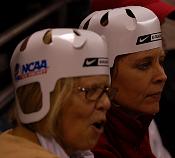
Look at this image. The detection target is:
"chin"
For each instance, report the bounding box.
[140,100,159,113]
[143,104,160,115]
[152,103,160,113]
[86,139,99,149]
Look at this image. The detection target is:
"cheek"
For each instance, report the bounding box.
[60,105,93,141]
[113,73,150,107]
[57,97,99,149]
[60,112,98,150]
[63,119,83,140]
[114,72,147,94]
[58,113,85,145]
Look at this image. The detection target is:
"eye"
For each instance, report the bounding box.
[136,61,152,70]
[159,56,165,67]
[86,88,101,98]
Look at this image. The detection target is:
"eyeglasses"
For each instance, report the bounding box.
[77,86,116,102]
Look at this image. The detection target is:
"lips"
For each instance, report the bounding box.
[148,91,161,96]
[91,120,105,133]
[146,92,162,100]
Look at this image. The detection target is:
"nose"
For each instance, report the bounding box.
[95,94,111,112]
[153,64,167,84]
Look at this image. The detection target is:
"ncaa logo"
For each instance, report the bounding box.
[14,60,48,81]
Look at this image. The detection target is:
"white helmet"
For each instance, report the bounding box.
[10,28,109,123]
[80,6,162,67]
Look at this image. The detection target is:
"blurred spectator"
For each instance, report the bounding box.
[155,17,175,157]
[90,0,175,24]
[163,0,175,5]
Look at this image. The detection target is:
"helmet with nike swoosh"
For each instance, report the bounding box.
[80,6,162,67]
[10,28,109,123]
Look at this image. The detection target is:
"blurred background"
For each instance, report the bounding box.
[0,0,91,131]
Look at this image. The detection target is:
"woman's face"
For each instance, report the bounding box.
[56,75,110,154]
[111,47,167,114]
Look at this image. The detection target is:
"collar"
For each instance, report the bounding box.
[105,103,154,146]
[9,126,40,144]
[37,133,94,158]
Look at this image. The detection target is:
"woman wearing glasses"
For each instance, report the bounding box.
[80,6,167,158]
[0,28,111,158]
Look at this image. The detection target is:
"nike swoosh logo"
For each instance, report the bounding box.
[86,59,97,65]
[139,36,149,43]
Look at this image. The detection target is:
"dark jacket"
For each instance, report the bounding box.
[93,104,155,158]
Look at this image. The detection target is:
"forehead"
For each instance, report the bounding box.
[124,47,165,61]
[76,75,109,87]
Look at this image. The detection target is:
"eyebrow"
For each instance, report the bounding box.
[133,56,153,63]
[80,82,109,88]
[134,53,166,62]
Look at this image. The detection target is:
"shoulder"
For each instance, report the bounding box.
[0,131,59,158]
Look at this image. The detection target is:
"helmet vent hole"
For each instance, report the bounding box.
[125,9,136,18]
[73,30,81,36]
[100,12,109,26]
[20,36,30,52]
[43,30,52,44]
[83,18,91,29]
